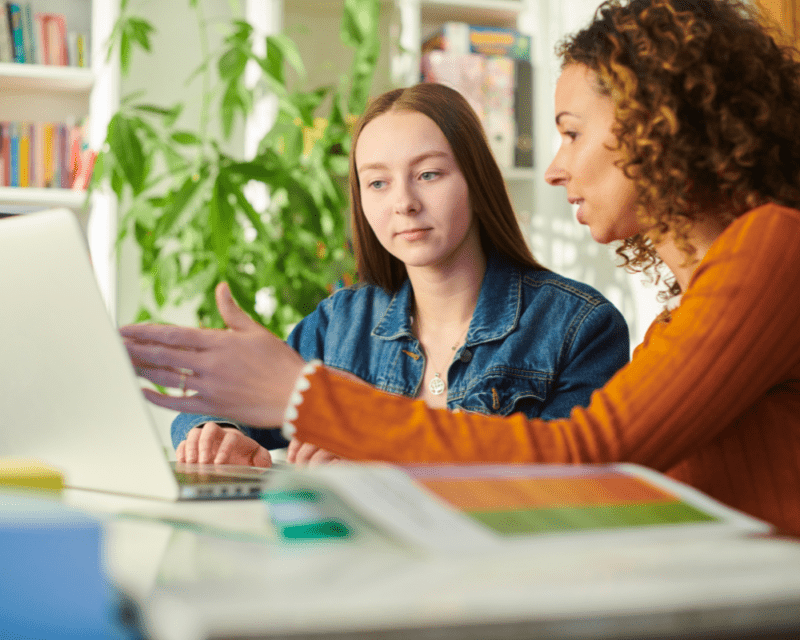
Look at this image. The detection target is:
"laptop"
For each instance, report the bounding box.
[0,208,278,500]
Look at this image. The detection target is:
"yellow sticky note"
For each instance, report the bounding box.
[0,459,64,493]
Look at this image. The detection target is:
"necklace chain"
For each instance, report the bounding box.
[424,323,470,397]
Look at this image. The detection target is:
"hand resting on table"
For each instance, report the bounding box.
[176,422,273,468]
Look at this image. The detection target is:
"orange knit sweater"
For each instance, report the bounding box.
[290,204,800,535]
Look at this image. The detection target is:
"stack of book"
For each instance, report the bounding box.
[0,120,95,191]
[0,2,88,67]
[421,22,533,170]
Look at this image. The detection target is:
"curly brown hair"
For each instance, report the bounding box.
[558,0,800,296]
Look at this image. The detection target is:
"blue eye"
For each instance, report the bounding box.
[420,171,438,181]
[369,180,386,190]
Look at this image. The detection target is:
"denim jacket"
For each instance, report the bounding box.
[171,251,629,450]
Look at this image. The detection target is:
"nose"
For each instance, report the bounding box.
[545,158,568,187]
[393,181,420,215]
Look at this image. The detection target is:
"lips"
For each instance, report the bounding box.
[568,198,586,224]
[395,228,431,240]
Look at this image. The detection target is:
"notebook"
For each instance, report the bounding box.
[0,208,278,500]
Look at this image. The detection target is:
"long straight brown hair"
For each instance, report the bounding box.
[349,83,546,292]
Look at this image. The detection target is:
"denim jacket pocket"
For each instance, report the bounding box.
[455,369,550,417]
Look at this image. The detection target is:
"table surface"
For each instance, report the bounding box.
[62,487,800,640]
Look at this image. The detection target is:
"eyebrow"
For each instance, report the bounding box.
[358,150,451,173]
[555,111,579,125]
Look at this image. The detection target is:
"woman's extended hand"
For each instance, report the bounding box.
[176,423,273,468]
[120,282,306,428]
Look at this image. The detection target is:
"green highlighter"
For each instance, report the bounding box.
[262,488,352,540]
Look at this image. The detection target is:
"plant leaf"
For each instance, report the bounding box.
[107,113,147,196]
[210,174,236,276]
[266,33,305,80]
[156,169,208,237]
[128,18,155,52]
[171,131,203,145]
[218,47,248,80]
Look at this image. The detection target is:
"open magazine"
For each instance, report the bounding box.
[261,462,772,552]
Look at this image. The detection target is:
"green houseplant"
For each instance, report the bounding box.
[93,0,381,337]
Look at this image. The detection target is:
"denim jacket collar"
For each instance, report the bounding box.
[371,250,522,346]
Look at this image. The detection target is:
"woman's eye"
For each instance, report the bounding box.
[368,180,386,190]
[563,131,578,141]
[420,171,439,181]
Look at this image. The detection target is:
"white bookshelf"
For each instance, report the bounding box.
[0,185,87,209]
[0,0,120,315]
[0,61,94,90]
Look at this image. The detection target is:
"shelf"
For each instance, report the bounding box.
[421,0,525,26]
[0,187,89,213]
[0,62,94,93]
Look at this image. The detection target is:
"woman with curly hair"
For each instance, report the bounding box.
[122,0,800,534]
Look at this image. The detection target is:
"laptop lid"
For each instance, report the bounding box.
[0,209,268,500]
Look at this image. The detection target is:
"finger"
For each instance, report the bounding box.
[126,342,204,377]
[131,364,200,394]
[294,442,319,465]
[216,282,262,332]
[175,440,187,463]
[197,423,225,464]
[250,446,273,468]
[214,428,246,465]
[182,426,204,464]
[140,388,220,417]
[308,448,337,466]
[120,323,211,350]
[286,438,302,463]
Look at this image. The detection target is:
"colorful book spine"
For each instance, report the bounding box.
[21,2,35,63]
[18,121,29,187]
[27,121,36,186]
[52,124,61,188]
[8,122,19,187]
[76,33,87,67]
[32,122,43,187]
[0,123,5,187]
[59,123,69,188]
[42,121,54,187]
[0,123,8,187]
[37,12,67,66]
[0,6,13,62]
[6,3,25,63]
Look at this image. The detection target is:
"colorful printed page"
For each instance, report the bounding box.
[297,463,771,553]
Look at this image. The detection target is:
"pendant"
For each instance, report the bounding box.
[429,373,446,396]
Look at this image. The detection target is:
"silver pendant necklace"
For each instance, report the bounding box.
[427,325,470,396]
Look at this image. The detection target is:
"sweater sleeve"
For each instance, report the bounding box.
[289,205,800,469]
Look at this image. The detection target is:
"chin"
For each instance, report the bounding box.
[589,230,614,244]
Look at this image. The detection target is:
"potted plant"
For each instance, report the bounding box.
[93,0,381,337]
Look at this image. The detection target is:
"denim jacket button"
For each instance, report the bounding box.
[459,349,472,363]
